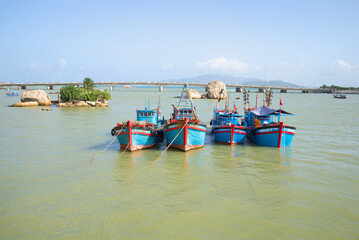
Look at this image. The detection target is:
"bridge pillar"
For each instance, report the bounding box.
[258,88,264,93]
[280,89,288,93]
[110,85,114,91]
[302,90,311,93]
[159,86,163,92]
[19,85,26,90]
[236,87,243,92]
[47,85,53,90]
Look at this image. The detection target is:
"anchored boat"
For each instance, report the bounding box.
[242,89,296,147]
[163,84,207,151]
[6,92,18,96]
[111,102,166,152]
[333,94,347,99]
[210,100,246,145]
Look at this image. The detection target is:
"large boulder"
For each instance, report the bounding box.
[186,89,202,99]
[10,101,39,107]
[206,80,227,99]
[21,90,52,106]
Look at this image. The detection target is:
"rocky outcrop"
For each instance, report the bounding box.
[186,89,201,99]
[10,101,39,107]
[58,100,109,107]
[21,90,52,106]
[206,80,227,99]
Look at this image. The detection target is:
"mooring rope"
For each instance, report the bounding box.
[85,124,125,163]
[149,120,188,169]
[118,141,130,157]
[237,157,257,200]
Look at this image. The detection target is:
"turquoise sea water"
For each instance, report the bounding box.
[0,86,358,239]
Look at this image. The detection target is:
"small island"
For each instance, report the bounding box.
[58,78,111,107]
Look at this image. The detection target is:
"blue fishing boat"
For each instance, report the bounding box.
[111,102,166,152]
[210,101,246,145]
[164,84,207,151]
[6,92,18,96]
[242,89,296,147]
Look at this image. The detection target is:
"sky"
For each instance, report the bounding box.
[0,0,358,87]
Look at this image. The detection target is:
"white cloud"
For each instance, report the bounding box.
[278,62,290,68]
[334,59,353,69]
[57,58,67,68]
[30,62,41,70]
[163,64,174,69]
[197,57,249,72]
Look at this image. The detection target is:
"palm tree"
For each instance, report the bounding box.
[83,77,95,91]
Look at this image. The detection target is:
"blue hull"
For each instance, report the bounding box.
[116,127,160,151]
[164,122,207,151]
[212,126,246,144]
[248,125,295,147]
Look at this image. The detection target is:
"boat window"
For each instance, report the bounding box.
[140,112,143,117]
[144,112,148,117]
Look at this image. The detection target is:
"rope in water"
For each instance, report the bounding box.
[149,120,188,169]
[85,124,125,163]
[237,158,257,200]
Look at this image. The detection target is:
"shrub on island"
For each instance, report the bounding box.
[58,78,112,107]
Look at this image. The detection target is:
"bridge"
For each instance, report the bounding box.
[0,81,323,93]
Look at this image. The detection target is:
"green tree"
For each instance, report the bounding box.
[83,77,95,91]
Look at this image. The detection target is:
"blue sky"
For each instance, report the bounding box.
[0,0,358,87]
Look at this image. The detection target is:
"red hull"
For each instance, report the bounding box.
[171,144,204,152]
[120,143,156,152]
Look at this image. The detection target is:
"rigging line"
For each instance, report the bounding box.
[85,124,125,163]
[149,120,188,169]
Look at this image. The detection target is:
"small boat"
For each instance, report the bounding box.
[242,89,296,147]
[111,102,166,152]
[6,92,18,96]
[210,101,246,145]
[333,94,347,99]
[163,84,207,151]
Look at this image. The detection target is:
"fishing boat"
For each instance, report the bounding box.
[210,100,246,145]
[111,102,166,152]
[6,92,18,96]
[333,94,347,99]
[163,84,207,151]
[242,89,296,147]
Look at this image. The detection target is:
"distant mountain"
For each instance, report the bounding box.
[167,74,304,88]
[242,79,303,88]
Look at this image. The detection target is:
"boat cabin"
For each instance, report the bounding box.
[244,105,293,128]
[171,105,197,120]
[136,109,161,124]
[212,110,243,126]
